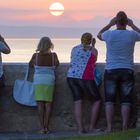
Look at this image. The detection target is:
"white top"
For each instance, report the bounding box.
[33,65,55,85]
[102,29,140,70]
[67,44,96,80]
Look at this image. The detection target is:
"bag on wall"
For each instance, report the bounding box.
[13,65,37,106]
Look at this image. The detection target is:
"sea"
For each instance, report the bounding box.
[2,38,140,63]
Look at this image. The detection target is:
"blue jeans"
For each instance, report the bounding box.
[104,68,134,105]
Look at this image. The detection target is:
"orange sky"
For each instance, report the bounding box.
[0,0,139,27]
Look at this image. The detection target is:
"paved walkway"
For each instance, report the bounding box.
[0,130,104,140]
[0,131,139,140]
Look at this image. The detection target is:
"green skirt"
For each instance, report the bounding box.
[33,68,55,102]
[34,84,54,102]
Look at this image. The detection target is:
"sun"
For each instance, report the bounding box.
[49,2,64,16]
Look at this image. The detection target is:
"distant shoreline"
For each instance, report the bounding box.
[5,37,81,39]
[0,26,99,39]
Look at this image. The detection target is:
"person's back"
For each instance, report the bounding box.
[32,52,59,79]
[67,44,96,80]
[67,33,101,133]
[34,52,58,67]
[97,11,140,132]
[103,29,139,69]
[29,36,59,134]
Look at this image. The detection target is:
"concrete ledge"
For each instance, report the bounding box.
[0,63,140,132]
[3,62,140,86]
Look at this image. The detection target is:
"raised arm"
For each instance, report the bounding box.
[97,17,116,40]
[92,48,98,62]
[91,38,98,61]
[0,35,11,54]
[128,19,140,33]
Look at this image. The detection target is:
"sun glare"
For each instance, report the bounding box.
[49,2,64,16]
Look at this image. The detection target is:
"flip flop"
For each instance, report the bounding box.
[89,128,104,133]
[44,128,50,134]
[45,130,50,134]
[38,129,45,134]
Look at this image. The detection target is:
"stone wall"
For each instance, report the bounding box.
[0,63,140,132]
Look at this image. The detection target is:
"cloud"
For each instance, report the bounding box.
[0,6,139,28]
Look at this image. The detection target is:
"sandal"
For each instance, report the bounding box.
[44,128,50,134]
[38,129,45,134]
[89,128,104,133]
[45,130,50,134]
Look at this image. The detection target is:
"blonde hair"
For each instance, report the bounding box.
[36,37,54,53]
[81,32,92,46]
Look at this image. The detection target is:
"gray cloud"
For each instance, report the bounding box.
[0,7,47,14]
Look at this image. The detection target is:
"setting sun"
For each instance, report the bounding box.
[49,2,64,16]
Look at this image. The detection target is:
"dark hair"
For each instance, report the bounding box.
[81,32,92,46]
[116,11,128,26]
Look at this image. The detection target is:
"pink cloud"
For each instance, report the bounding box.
[0,0,139,26]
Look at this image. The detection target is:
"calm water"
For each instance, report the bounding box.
[2,38,140,63]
